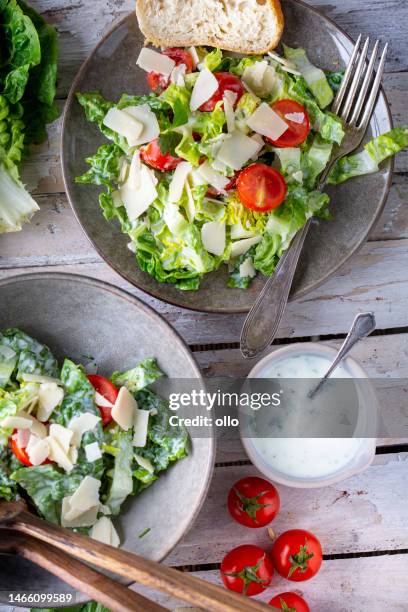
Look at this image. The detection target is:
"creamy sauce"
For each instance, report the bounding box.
[249,352,364,480]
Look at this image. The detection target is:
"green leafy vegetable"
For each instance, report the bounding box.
[283,45,334,109]
[111,358,163,392]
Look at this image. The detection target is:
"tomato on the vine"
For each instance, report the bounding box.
[237,163,287,212]
[87,375,119,427]
[147,48,193,93]
[228,476,280,528]
[220,544,274,596]
[140,138,183,171]
[269,592,310,612]
[199,72,245,112]
[267,99,310,148]
[272,529,322,581]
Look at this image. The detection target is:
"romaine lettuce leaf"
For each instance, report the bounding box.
[104,429,133,515]
[75,143,122,187]
[160,84,191,127]
[2,328,59,379]
[111,358,164,392]
[283,45,334,109]
[204,48,223,72]
[0,446,19,500]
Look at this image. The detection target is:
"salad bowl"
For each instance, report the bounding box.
[0,273,214,605]
[62,0,393,313]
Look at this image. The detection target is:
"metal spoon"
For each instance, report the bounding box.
[308,312,376,399]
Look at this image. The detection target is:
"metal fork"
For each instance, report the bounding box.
[240,36,388,359]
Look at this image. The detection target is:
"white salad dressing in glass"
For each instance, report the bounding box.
[250,352,364,480]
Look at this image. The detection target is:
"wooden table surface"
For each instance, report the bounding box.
[1,0,407,610]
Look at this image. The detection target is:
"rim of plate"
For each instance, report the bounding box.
[61,0,394,314]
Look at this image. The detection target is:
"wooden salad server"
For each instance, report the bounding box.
[0,501,271,612]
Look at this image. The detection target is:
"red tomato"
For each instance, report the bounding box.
[220,544,274,596]
[272,530,323,581]
[10,431,50,467]
[228,476,280,528]
[140,138,183,171]
[147,48,193,93]
[267,99,310,148]
[199,72,245,112]
[237,163,287,212]
[269,592,310,612]
[87,375,119,427]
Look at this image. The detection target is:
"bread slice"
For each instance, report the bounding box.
[135,0,284,55]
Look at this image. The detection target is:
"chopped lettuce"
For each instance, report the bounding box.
[111,358,164,392]
[2,328,59,379]
[283,45,334,109]
[105,429,134,515]
[204,48,223,71]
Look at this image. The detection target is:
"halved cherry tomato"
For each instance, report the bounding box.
[87,375,119,427]
[272,529,323,581]
[140,138,183,171]
[147,48,193,93]
[221,544,274,597]
[267,99,310,148]
[269,592,310,612]
[228,476,280,528]
[199,72,245,112]
[237,163,287,212]
[10,430,51,467]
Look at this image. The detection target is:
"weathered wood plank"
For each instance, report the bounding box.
[28,0,408,100]
[1,238,408,344]
[135,555,408,611]
[163,453,408,566]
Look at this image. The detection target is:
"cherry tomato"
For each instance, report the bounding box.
[199,72,245,112]
[147,48,193,93]
[87,375,119,427]
[269,592,310,612]
[267,99,310,148]
[140,138,183,171]
[10,431,50,467]
[220,544,274,596]
[237,163,287,212]
[272,530,322,581]
[228,476,280,528]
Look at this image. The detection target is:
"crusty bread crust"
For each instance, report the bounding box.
[135,0,284,55]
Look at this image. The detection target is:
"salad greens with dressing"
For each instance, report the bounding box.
[76,45,408,291]
[0,328,188,542]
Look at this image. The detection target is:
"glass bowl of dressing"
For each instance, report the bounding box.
[241,343,379,488]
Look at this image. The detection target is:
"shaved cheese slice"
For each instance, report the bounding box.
[247,103,288,141]
[201,221,226,256]
[90,516,120,548]
[184,181,196,223]
[239,258,256,279]
[37,382,64,422]
[251,134,265,159]
[170,63,186,86]
[120,164,158,221]
[242,60,268,95]
[21,373,61,385]
[85,442,102,462]
[230,222,256,240]
[223,93,236,133]
[69,412,101,446]
[48,437,73,473]
[292,170,303,183]
[231,235,262,258]
[189,46,200,69]
[103,108,144,147]
[26,436,49,466]
[197,162,229,193]
[190,68,219,111]
[123,104,160,146]
[135,454,155,474]
[94,391,114,409]
[15,411,47,438]
[68,476,101,519]
[136,47,175,76]
[16,428,31,448]
[133,408,149,448]
[3,416,32,429]
[169,161,192,203]
[69,446,78,465]
[217,131,262,171]
[49,424,73,453]
[285,112,305,124]
[112,387,136,431]
[61,497,99,528]
[127,149,142,190]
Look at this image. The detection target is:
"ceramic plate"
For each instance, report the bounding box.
[62,0,393,313]
[0,273,214,605]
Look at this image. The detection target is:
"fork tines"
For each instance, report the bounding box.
[332,35,388,130]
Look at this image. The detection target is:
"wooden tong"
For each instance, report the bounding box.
[0,501,271,612]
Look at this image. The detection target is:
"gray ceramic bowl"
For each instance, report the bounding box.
[62,0,393,314]
[0,273,214,606]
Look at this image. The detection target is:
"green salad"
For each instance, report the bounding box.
[76,45,408,291]
[0,328,188,543]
